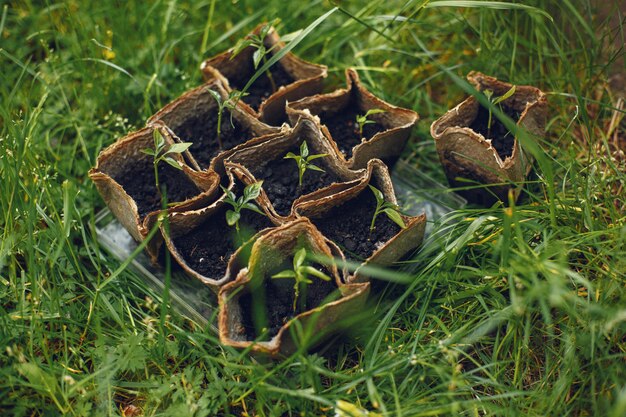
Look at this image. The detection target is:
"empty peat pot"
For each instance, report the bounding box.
[200,24,327,126]
[287,68,419,169]
[148,78,283,177]
[224,117,363,221]
[161,173,281,291]
[430,71,547,205]
[294,159,426,281]
[89,122,220,260]
[218,218,370,357]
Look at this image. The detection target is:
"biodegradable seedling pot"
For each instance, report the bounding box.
[147,79,283,176]
[287,68,419,169]
[161,170,282,291]
[218,218,370,357]
[224,117,363,221]
[89,123,220,260]
[200,24,327,126]
[430,71,547,205]
[294,159,426,282]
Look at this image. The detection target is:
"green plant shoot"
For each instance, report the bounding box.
[284,141,328,187]
[222,181,265,232]
[368,185,406,233]
[484,85,516,136]
[271,247,332,312]
[207,88,248,149]
[355,108,385,137]
[141,130,192,193]
[231,20,280,93]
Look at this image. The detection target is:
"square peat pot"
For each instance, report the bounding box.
[94,160,466,328]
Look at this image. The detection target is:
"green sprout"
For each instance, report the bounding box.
[271,247,332,312]
[141,130,192,194]
[284,141,328,187]
[231,20,280,93]
[222,181,265,233]
[207,88,248,149]
[355,108,386,137]
[483,85,516,137]
[368,185,406,233]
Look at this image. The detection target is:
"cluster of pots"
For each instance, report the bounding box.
[90,25,546,356]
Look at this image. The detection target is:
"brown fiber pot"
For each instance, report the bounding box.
[218,218,370,357]
[294,159,426,282]
[160,169,283,291]
[223,117,364,222]
[286,68,419,169]
[147,78,284,177]
[430,71,547,205]
[89,122,220,260]
[200,24,327,126]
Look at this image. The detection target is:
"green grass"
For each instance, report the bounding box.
[1,0,625,415]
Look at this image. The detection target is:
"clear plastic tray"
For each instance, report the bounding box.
[95,160,465,329]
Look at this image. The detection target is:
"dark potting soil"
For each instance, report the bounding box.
[469,104,521,160]
[238,266,339,340]
[171,109,252,169]
[228,62,295,111]
[250,148,342,216]
[321,106,386,159]
[173,208,272,279]
[114,162,201,219]
[313,189,401,261]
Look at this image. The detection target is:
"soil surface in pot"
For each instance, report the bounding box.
[250,148,342,216]
[229,62,294,111]
[469,104,521,159]
[171,109,252,169]
[238,266,339,340]
[312,188,401,261]
[173,207,272,279]
[321,106,386,159]
[114,162,201,219]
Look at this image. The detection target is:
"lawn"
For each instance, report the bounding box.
[1,1,625,416]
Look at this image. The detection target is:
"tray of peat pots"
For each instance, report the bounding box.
[89,122,220,260]
[147,77,285,179]
[224,117,364,221]
[294,159,427,282]
[286,68,419,170]
[218,218,370,357]
[200,22,327,126]
[430,71,547,205]
[161,169,283,291]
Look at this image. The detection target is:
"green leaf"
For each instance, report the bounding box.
[252,46,265,69]
[307,164,325,173]
[365,108,386,117]
[383,208,406,229]
[493,85,516,105]
[272,269,297,279]
[207,88,222,105]
[162,156,182,170]
[284,152,298,160]
[302,265,332,281]
[368,185,385,204]
[244,181,263,200]
[231,39,253,58]
[153,129,165,151]
[242,202,265,216]
[166,142,192,155]
[293,247,307,269]
[141,148,155,156]
[300,140,309,158]
[225,210,240,227]
[307,153,328,161]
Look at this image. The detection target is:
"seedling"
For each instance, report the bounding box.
[271,247,332,312]
[207,88,248,149]
[368,185,405,233]
[222,181,265,233]
[284,141,328,187]
[483,85,516,137]
[231,20,280,93]
[141,130,192,194]
[355,108,385,137]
